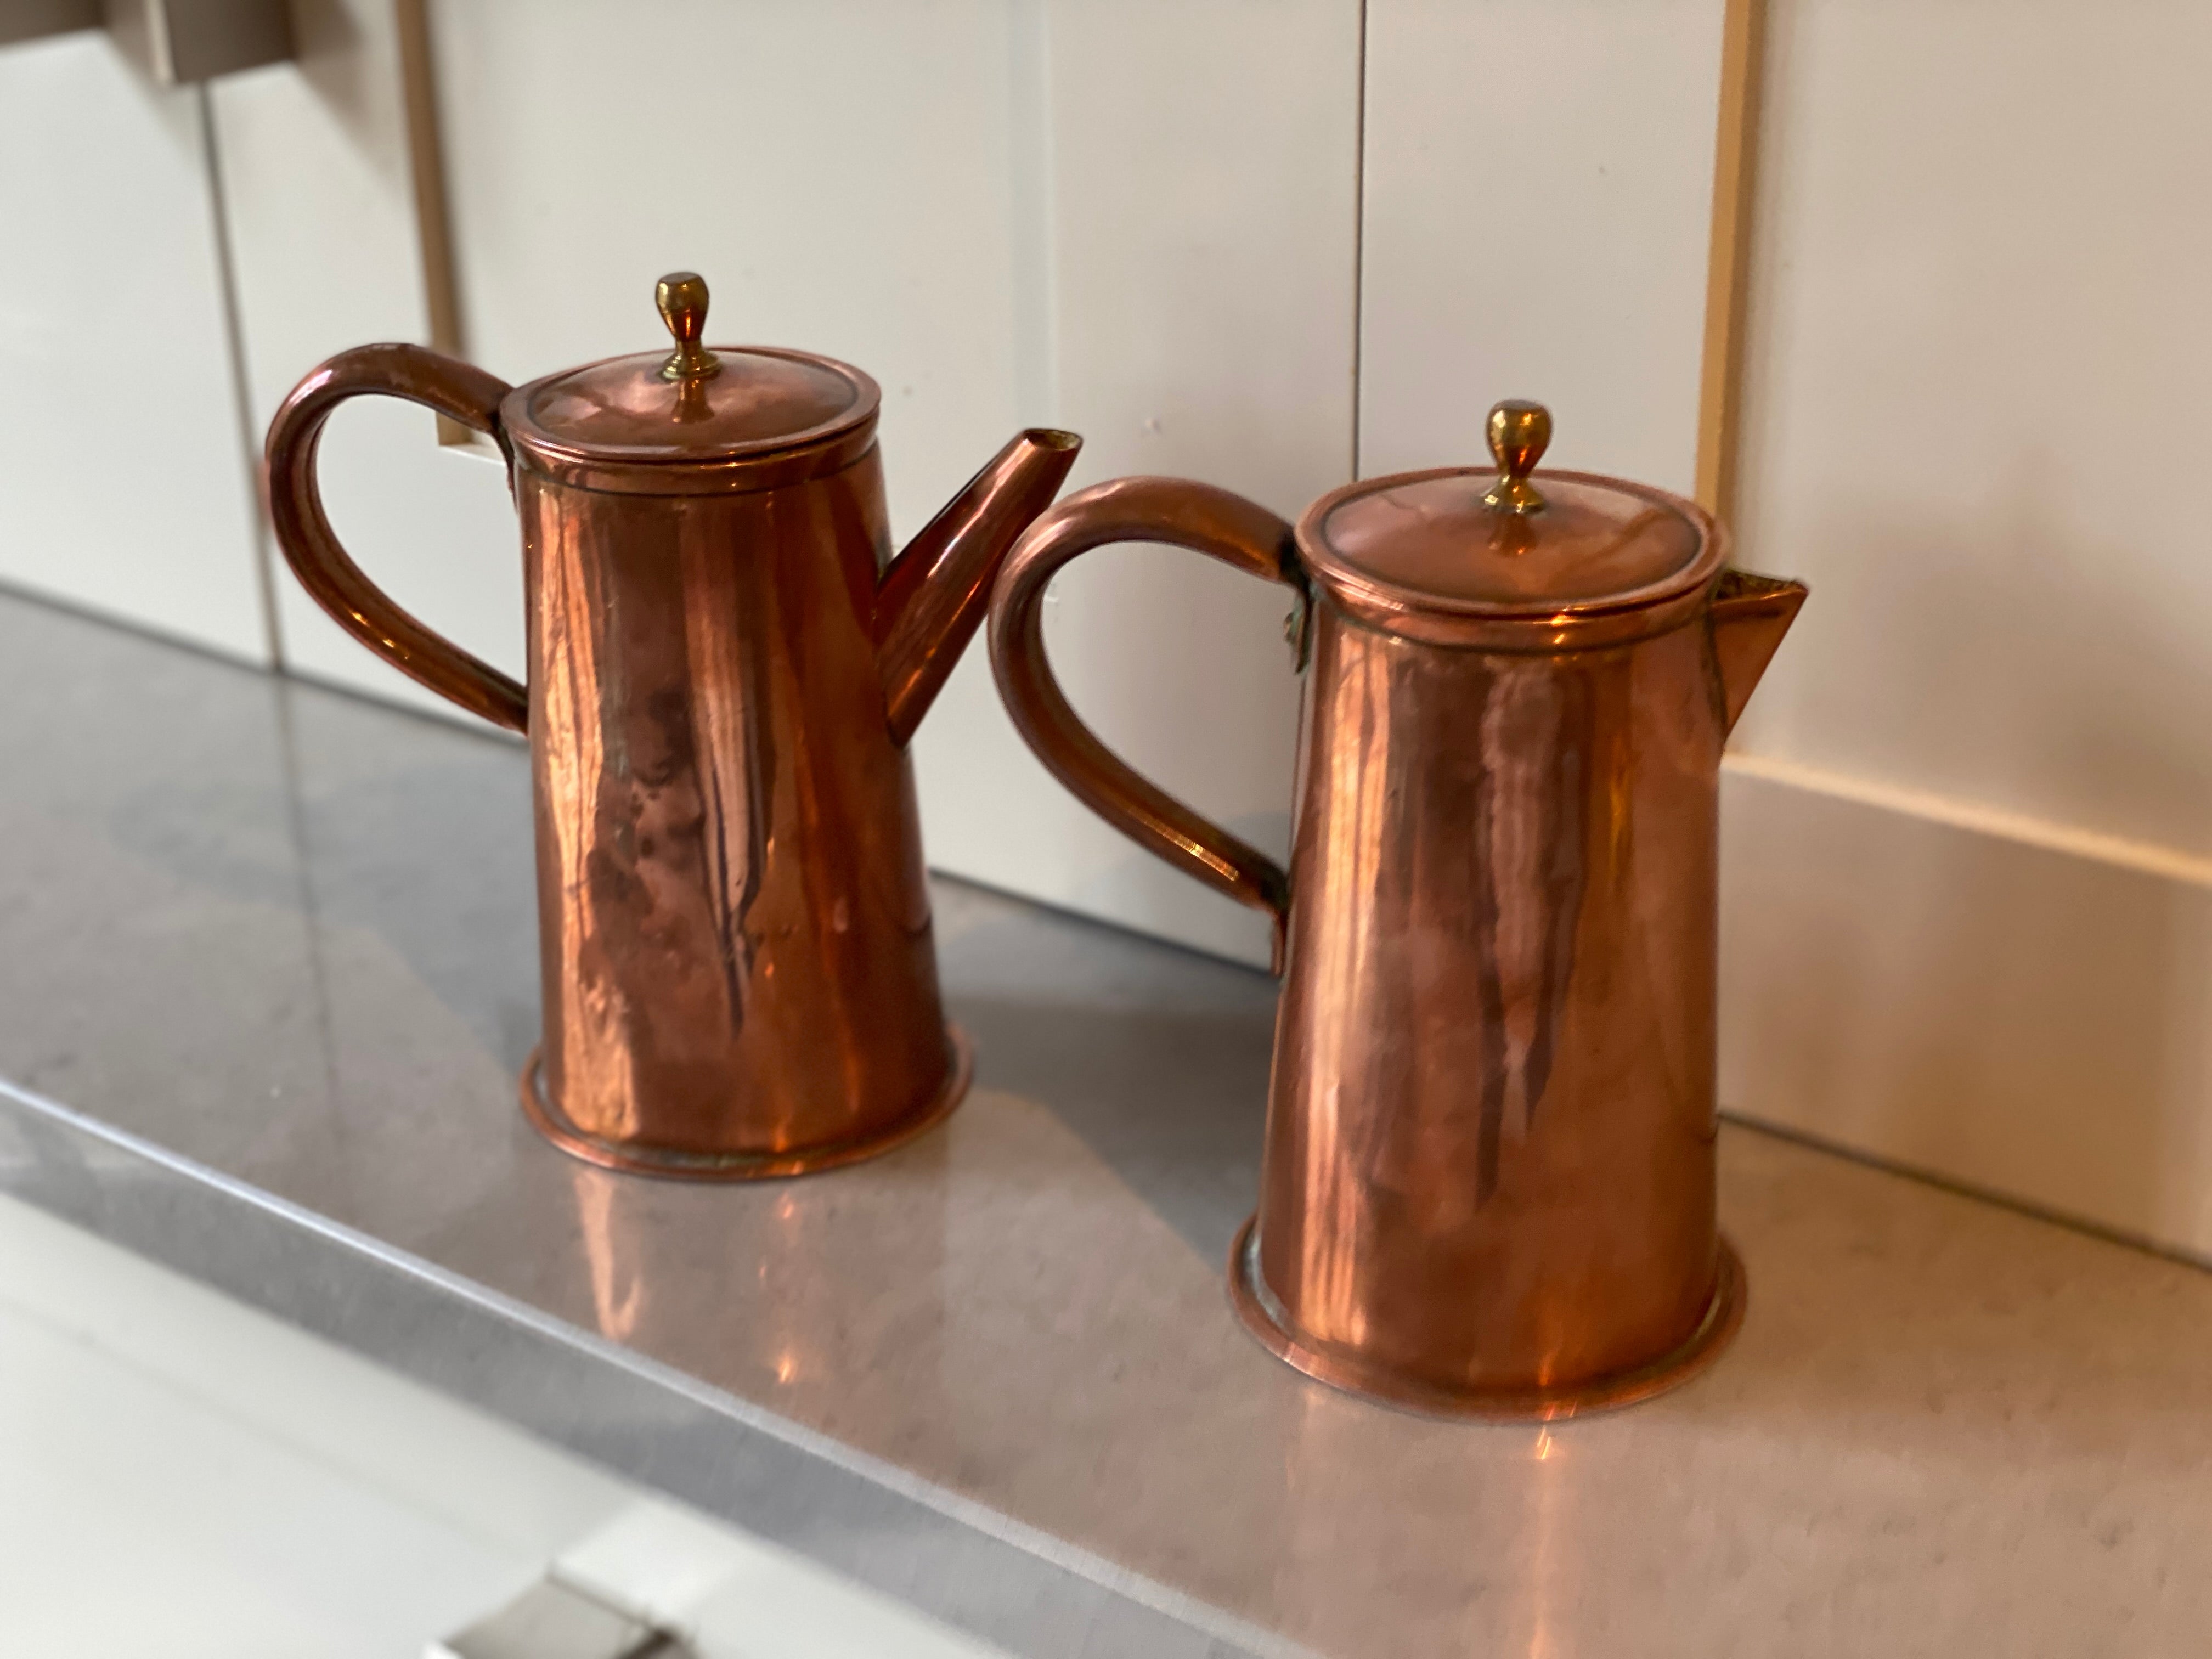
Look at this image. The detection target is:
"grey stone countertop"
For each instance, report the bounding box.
[4,589,2212,1658]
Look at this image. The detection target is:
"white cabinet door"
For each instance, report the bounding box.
[1717,0,2212,1256]
[913,0,1361,967]
[0,32,268,663]
[210,0,523,723]
[1729,0,2212,853]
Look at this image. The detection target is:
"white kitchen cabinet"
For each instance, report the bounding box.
[911,0,1361,966]
[209,0,524,721]
[1729,0,2212,856]
[1714,0,2212,1257]
[0,31,269,663]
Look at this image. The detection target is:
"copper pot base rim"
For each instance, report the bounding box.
[517,1028,972,1182]
[1227,1216,1746,1422]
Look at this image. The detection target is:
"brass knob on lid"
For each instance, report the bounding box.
[1482,399,1551,515]
[656,271,721,382]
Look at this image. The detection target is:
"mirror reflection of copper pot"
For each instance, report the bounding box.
[265,273,1080,1178]
[989,403,1803,1417]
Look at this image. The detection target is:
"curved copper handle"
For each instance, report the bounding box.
[263,344,526,732]
[988,476,1300,960]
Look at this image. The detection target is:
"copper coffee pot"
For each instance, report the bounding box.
[989,402,1803,1416]
[266,272,1080,1178]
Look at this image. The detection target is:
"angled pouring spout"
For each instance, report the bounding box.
[876,428,1084,745]
[1709,568,1808,734]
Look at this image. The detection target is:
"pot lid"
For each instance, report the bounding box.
[1301,402,1718,621]
[501,272,878,478]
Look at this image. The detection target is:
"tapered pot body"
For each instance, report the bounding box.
[1245,597,1737,1412]
[517,447,958,1176]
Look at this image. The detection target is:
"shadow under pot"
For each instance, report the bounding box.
[987,401,1804,1417]
[263,272,1080,1179]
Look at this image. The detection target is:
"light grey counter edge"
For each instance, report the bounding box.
[0,1078,1310,1659]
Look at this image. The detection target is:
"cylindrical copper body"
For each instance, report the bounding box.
[518,448,955,1173]
[1245,599,1733,1410]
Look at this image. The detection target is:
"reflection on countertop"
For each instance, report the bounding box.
[1,588,2210,1659]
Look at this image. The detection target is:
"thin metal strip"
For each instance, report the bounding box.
[1694,0,1768,521]
[394,0,471,447]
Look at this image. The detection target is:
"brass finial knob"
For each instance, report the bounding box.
[1482,399,1551,515]
[656,271,721,382]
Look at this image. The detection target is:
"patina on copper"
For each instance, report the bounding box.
[265,272,1080,1178]
[989,403,1803,1417]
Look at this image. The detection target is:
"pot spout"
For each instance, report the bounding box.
[1709,569,1808,735]
[876,428,1082,747]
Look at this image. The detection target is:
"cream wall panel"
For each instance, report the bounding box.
[0,34,267,662]
[1731,0,2212,857]
[916,0,1359,966]
[1721,763,2212,1261]
[1716,1,2212,1252]
[210,0,523,722]
[1358,0,1726,492]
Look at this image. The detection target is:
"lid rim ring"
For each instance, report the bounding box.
[501,343,882,474]
[508,424,880,498]
[1295,465,1722,622]
[1311,572,1725,653]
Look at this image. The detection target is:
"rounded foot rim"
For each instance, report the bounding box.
[1227,1217,1746,1421]
[518,1028,972,1182]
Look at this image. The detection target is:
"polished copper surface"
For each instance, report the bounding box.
[1315,470,1707,614]
[1228,1220,1747,1419]
[654,270,723,382]
[264,275,1080,1177]
[512,347,872,472]
[263,342,528,732]
[1709,567,1810,731]
[518,1030,973,1181]
[1480,398,1553,515]
[988,417,1804,1414]
[495,272,881,494]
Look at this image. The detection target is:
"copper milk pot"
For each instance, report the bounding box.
[266,273,1080,1178]
[990,403,1803,1415]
